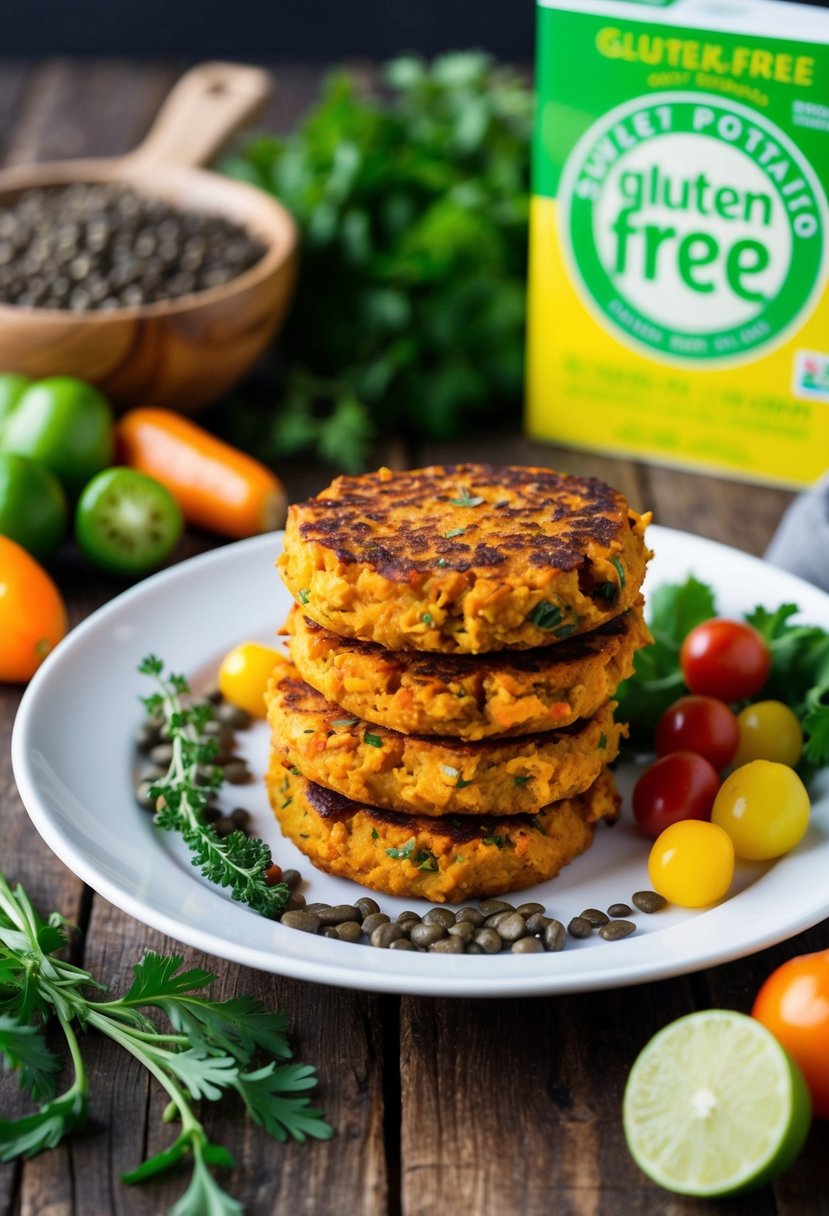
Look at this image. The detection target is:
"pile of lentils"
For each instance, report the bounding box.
[134,694,255,837]
[0,183,266,311]
[133,693,667,955]
[276,889,665,954]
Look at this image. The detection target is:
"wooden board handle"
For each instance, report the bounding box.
[126,62,272,170]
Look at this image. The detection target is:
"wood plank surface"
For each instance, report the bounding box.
[66,912,388,1216]
[399,984,780,1216]
[644,466,795,557]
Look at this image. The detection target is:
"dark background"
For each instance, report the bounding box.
[0,0,825,58]
[1,0,534,58]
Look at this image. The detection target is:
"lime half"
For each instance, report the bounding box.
[623,1010,811,1197]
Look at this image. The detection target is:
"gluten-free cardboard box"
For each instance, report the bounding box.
[526,0,829,487]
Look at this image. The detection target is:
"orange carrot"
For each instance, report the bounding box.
[115,408,286,539]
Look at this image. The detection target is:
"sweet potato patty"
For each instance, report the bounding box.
[279,463,651,653]
[265,660,624,816]
[267,762,620,904]
[287,601,651,739]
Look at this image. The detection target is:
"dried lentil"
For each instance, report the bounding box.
[512,936,544,954]
[370,923,404,949]
[222,759,251,785]
[567,916,593,939]
[473,928,503,954]
[335,921,363,943]
[281,910,321,933]
[314,904,362,926]
[135,722,162,752]
[543,920,566,951]
[632,890,667,913]
[598,920,636,942]
[410,923,446,948]
[447,921,475,941]
[135,780,157,811]
[479,899,514,915]
[429,937,465,954]
[149,743,174,767]
[498,913,528,943]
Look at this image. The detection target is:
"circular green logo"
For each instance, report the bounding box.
[558,92,828,364]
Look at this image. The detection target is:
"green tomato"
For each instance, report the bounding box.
[0,374,33,436]
[75,467,183,576]
[0,376,114,496]
[0,452,67,560]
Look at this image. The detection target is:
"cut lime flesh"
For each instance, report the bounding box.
[623,1010,811,1197]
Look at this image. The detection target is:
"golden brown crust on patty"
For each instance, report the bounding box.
[286,601,651,739]
[267,762,620,903]
[278,464,651,654]
[265,660,624,816]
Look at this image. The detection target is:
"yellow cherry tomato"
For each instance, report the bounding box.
[734,701,803,768]
[0,535,67,682]
[218,641,282,719]
[648,820,735,908]
[711,759,810,861]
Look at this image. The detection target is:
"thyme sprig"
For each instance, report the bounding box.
[0,875,332,1214]
[138,656,288,919]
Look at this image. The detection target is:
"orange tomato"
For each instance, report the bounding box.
[0,536,68,682]
[115,408,286,540]
[753,950,829,1119]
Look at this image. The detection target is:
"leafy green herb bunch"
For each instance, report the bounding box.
[0,875,331,1215]
[222,52,533,470]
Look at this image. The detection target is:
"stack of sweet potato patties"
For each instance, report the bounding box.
[266,465,652,904]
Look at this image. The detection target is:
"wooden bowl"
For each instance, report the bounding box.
[0,63,298,413]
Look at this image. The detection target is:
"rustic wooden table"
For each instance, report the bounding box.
[1,60,827,1216]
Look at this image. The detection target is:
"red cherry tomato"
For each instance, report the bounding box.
[753,950,829,1119]
[632,751,721,840]
[680,618,770,702]
[655,694,739,770]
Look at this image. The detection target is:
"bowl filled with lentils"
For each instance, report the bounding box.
[0,62,298,412]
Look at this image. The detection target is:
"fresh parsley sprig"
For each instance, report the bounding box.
[615,577,829,776]
[138,656,288,918]
[0,874,332,1213]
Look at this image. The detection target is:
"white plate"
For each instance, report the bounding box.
[12,525,829,997]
